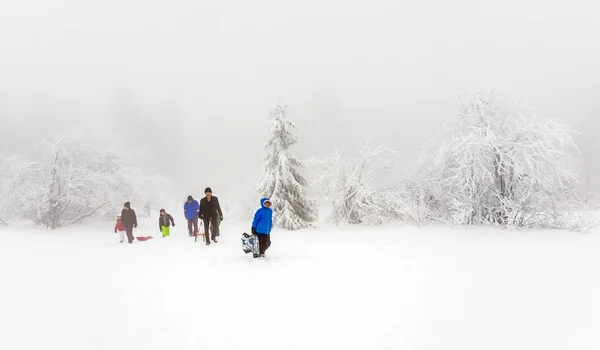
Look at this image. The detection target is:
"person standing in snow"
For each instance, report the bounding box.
[251,198,273,257]
[199,187,223,245]
[114,215,126,243]
[184,195,200,237]
[159,209,175,238]
[120,202,137,244]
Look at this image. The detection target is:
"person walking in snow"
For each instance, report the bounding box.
[184,195,200,237]
[120,202,137,244]
[159,209,175,238]
[114,215,126,243]
[199,187,223,245]
[251,198,273,257]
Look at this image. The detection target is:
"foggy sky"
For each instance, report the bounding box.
[1,0,598,202]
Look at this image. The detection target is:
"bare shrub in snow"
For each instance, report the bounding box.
[309,142,402,225]
[257,96,316,230]
[420,88,586,229]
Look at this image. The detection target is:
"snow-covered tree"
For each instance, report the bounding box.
[2,135,167,229]
[309,142,402,225]
[257,97,316,230]
[420,88,584,228]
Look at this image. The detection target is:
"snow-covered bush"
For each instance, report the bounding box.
[420,88,585,229]
[581,143,600,208]
[2,135,167,229]
[0,156,25,225]
[257,96,317,230]
[395,168,449,227]
[309,142,402,225]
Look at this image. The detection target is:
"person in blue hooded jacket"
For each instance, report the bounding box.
[184,195,200,237]
[251,198,273,257]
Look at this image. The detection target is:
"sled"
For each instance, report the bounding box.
[136,236,153,241]
[241,232,260,258]
[194,220,205,242]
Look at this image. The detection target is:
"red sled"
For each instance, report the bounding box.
[194,220,205,242]
[136,236,153,241]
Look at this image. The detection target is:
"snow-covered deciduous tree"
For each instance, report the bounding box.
[309,142,402,225]
[11,136,119,228]
[420,88,584,229]
[257,97,316,230]
[2,135,166,229]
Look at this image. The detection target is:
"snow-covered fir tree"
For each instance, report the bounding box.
[257,97,316,230]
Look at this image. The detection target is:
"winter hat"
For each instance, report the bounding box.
[124,201,131,208]
[187,195,193,201]
[204,187,212,194]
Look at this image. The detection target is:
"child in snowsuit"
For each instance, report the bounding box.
[251,198,273,257]
[114,215,126,243]
[159,209,175,238]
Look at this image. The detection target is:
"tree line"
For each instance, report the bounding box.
[259,88,596,231]
[0,88,596,231]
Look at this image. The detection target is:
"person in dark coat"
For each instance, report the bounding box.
[120,202,138,244]
[251,198,273,257]
[199,187,223,245]
[184,195,200,237]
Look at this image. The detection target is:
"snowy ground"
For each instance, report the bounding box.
[0,218,599,350]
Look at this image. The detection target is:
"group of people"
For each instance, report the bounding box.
[114,201,137,243]
[183,187,223,244]
[113,188,274,257]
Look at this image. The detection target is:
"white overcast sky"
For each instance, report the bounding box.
[0,0,598,201]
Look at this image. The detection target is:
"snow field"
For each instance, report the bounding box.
[0,219,599,349]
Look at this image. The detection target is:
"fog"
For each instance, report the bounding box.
[1,0,598,201]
